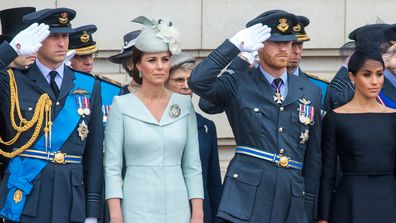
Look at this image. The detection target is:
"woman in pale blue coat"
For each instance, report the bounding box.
[104,17,204,223]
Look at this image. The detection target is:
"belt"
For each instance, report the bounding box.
[235,146,303,170]
[17,149,83,164]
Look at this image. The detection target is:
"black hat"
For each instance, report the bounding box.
[0,7,36,43]
[23,8,76,34]
[69,25,97,55]
[383,24,396,43]
[294,16,310,42]
[246,11,298,42]
[349,24,390,51]
[108,30,141,64]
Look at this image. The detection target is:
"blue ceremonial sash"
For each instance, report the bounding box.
[0,72,94,221]
[379,90,396,108]
[100,81,120,126]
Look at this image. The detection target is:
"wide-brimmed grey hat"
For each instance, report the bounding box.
[131,16,181,55]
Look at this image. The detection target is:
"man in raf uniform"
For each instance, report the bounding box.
[68,24,122,126]
[287,15,329,105]
[189,11,322,223]
[0,8,103,223]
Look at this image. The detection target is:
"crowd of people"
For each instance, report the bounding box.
[0,5,394,223]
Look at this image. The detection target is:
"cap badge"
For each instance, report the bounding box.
[277,18,289,33]
[59,12,69,25]
[293,24,301,32]
[80,31,90,43]
[169,104,181,119]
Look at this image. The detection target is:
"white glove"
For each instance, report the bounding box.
[229,24,271,52]
[239,51,259,65]
[64,49,76,66]
[10,23,50,56]
[84,217,98,223]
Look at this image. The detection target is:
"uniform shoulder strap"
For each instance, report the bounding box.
[95,74,123,87]
[304,72,330,84]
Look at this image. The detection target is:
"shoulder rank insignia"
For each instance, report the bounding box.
[95,74,122,87]
[305,72,330,84]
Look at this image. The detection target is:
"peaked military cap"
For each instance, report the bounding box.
[108,30,141,64]
[383,24,396,43]
[349,24,390,51]
[69,24,98,55]
[23,7,76,33]
[294,15,310,42]
[0,7,36,43]
[246,11,298,42]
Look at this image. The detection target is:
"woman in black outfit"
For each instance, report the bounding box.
[318,50,396,223]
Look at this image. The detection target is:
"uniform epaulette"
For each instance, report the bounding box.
[95,74,123,88]
[305,72,330,84]
[69,67,97,79]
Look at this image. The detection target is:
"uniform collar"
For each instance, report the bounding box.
[35,59,65,79]
[291,67,300,76]
[259,66,288,85]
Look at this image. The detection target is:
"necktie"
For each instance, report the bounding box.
[272,78,284,104]
[49,71,59,98]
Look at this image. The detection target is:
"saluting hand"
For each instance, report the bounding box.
[229,23,271,52]
[10,23,50,56]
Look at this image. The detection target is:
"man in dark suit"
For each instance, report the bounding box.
[189,11,322,223]
[0,8,103,223]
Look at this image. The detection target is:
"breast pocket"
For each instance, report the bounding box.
[218,159,262,221]
[20,101,36,122]
[239,103,272,138]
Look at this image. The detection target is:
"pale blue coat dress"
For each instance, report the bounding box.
[104,92,204,223]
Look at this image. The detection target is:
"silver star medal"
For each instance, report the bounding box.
[273,91,284,104]
[169,104,181,119]
[299,129,309,144]
[77,120,89,141]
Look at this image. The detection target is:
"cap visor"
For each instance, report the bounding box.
[268,34,296,42]
[108,51,132,64]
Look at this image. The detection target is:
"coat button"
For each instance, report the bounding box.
[253,108,259,112]
[28,107,32,111]
[56,101,60,106]
[279,148,284,154]
[302,191,305,195]
[278,127,283,133]
[233,173,239,178]
[280,106,284,112]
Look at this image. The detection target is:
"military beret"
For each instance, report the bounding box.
[23,8,76,33]
[294,15,310,42]
[246,11,298,42]
[170,52,195,70]
[69,24,98,55]
[108,30,141,64]
[0,7,36,43]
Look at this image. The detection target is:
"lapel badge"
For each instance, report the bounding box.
[204,124,208,134]
[277,18,289,32]
[13,189,23,204]
[273,92,284,104]
[77,120,89,141]
[299,129,310,144]
[169,104,181,119]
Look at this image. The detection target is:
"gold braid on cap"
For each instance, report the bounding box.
[0,69,53,158]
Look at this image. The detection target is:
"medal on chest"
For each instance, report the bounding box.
[299,129,310,144]
[298,98,315,125]
[77,120,89,141]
